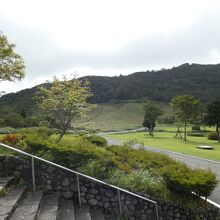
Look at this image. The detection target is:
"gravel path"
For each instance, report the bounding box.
[105,137,220,205]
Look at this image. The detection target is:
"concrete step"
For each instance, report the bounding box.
[57,199,75,220]
[104,213,120,220]
[36,194,59,220]
[75,206,91,220]
[0,185,27,220]
[0,177,14,196]
[90,210,105,220]
[0,177,14,189]
[10,190,43,220]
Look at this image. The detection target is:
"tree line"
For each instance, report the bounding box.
[143,96,220,141]
[83,63,220,103]
[1,63,220,114]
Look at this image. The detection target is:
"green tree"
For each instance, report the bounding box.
[204,100,220,142]
[20,108,27,118]
[171,95,200,141]
[36,77,92,142]
[142,100,163,137]
[0,32,25,82]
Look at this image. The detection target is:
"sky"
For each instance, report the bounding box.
[1,0,220,93]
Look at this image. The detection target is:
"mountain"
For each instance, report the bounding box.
[84,63,220,103]
[0,63,220,116]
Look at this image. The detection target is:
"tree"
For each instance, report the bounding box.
[0,32,25,82]
[20,108,27,118]
[142,100,163,137]
[171,95,200,141]
[204,100,220,142]
[36,77,92,142]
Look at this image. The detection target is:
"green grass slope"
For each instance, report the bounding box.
[72,101,172,131]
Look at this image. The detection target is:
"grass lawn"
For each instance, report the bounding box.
[106,131,220,162]
[155,124,215,132]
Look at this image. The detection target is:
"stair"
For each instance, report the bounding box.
[0,177,14,197]
[57,199,75,220]
[90,210,105,220]
[0,176,114,220]
[75,206,91,220]
[0,177,14,190]
[0,185,26,220]
[104,213,120,220]
[10,191,43,220]
[37,194,59,220]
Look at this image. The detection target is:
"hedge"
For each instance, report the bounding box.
[160,163,217,197]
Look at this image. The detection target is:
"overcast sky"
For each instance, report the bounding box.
[1,0,220,93]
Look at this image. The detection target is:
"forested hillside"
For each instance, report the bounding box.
[0,63,220,116]
[85,63,220,103]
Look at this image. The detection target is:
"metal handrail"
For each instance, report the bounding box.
[0,142,159,220]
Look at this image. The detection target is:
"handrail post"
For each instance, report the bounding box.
[155,202,159,220]
[76,174,81,207]
[31,156,36,192]
[117,189,122,219]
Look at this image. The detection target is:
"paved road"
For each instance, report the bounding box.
[106,137,220,205]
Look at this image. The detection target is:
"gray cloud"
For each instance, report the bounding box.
[1,8,220,88]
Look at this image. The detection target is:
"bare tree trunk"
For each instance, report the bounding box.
[148,127,151,136]
[57,121,71,143]
[57,132,65,143]
[148,123,154,137]
[151,123,154,137]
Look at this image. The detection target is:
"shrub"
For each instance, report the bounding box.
[158,117,174,124]
[0,127,15,134]
[109,169,169,198]
[2,133,22,145]
[46,137,127,171]
[79,159,116,180]
[192,169,218,197]
[85,135,107,146]
[108,145,176,170]
[19,127,38,138]
[24,134,51,154]
[192,125,201,132]
[161,163,217,197]
[187,132,205,137]
[37,127,56,139]
[19,127,55,139]
[9,131,217,202]
[208,132,219,140]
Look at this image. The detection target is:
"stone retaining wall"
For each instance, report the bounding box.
[0,155,219,220]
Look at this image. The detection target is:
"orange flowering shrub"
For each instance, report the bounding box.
[2,134,22,145]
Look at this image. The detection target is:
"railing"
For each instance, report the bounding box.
[0,142,159,220]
